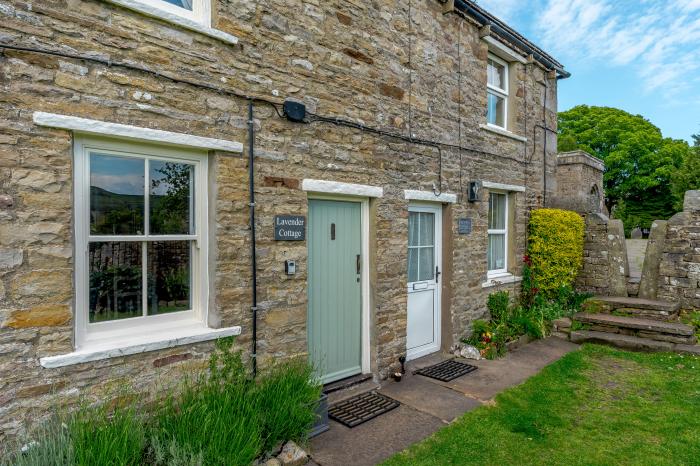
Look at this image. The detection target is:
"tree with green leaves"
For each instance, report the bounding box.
[671,134,700,211]
[558,105,691,232]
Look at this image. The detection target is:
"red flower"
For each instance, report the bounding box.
[523,255,532,266]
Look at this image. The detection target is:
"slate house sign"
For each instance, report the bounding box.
[458,218,472,235]
[274,215,306,241]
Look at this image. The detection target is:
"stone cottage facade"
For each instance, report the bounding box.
[0,0,568,439]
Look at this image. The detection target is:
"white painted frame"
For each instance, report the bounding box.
[406,202,442,361]
[306,193,371,377]
[74,136,209,349]
[125,0,210,26]
[486,53,509,131]
[34,112,243,153]
[103,0,239,44]
[302,179,383,198]
[487,191,509,277]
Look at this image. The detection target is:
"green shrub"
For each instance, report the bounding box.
[487,291,510,322]
[256,359,321,453]
[2,403,145,466]
[3,338,321,466]
[527,209,584,297]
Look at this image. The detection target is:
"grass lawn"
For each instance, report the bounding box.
[383,344,700,466]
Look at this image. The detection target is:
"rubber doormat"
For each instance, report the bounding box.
[328,391,400,428]
[414,359,477,382]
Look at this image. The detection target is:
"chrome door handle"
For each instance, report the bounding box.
[436,266,441,283]
[356,255,361,275]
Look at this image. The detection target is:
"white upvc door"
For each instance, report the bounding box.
[406,204,442,361]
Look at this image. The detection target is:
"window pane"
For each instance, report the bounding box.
[418,247,435,281]
[147,241,191,315]
[408,247,418,283]
[487,59,506,90]
[89,242,142,322]
[162,0,193,11]
[489,193,506,230]
[487,92,506,128]
[90,154,145,235]
[150,160,194,235]
[488,234,506,271]
[418,213,434,246]
[408,212,419,247]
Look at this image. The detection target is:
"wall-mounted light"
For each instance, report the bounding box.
[468,181,483,202]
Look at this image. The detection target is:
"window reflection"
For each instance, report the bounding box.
[148,241,191,315]
[89,242,143,322]
[90,154,145,235]
[150,160,194,235]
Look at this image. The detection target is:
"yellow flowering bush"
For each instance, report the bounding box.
[527,209,584,297]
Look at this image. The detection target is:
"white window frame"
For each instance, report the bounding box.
[487,191,509,277]
[74,136,209,349]
[123,0,211,27]
[486,53,509,130]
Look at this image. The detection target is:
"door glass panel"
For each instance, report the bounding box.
[408,248,418,283]
[488,234,506,271]
[418,213,434,246]
[90,154,145,235]
[150,160,194,235]
[489,193,506,229]
[147,241,191,315]
[89,242,143,322]
[418,247,435,281]
[408,212,419,247]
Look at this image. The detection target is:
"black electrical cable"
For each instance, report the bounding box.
[0,42,530,166]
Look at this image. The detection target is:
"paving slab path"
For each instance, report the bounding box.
[309,337,579,466]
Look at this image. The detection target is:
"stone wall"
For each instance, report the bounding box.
[657,191,700,309]
[551,150,606,214]
[576,214,627,296]
[0,0,560,440]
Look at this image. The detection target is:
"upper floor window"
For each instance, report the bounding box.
[136,0,211,27]
[486,54,509,129]
[74,137,208,347]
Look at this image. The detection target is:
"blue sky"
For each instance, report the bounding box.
[476,0,700,142]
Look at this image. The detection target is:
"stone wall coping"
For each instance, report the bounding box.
[557,150,605,171]
[404,190,457,203]
[104,0,239,45]
[482,181,526,192]
[479,123,528,143]
[302,179,384,198]
[39,323,241,368]
[33,112,244,152]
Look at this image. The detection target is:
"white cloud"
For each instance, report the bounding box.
[534,0,700,97]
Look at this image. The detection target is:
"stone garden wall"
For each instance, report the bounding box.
[0,0,560,440]
[576,214,627,296]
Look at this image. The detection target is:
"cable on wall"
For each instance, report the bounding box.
[0,42,532,167]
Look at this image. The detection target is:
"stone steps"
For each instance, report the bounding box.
[570,330,700,356]
[582,296,680,321]
[573,312,697,345]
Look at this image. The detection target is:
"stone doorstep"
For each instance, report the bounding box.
[574,312,695,337]
[570,330,700,356]
[586,296,681,313]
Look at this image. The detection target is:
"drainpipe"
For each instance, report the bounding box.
[248,100,259,377]
[542,77,548,207]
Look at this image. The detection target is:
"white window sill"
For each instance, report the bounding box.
[39,322,241,368]
[104,0,239,45]
[479,124,528,143]
[482,273,522,288]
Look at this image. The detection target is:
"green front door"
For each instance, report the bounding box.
[307,199,362,383]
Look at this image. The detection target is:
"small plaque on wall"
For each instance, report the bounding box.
[458,218,472,235]
[274,215,306,241]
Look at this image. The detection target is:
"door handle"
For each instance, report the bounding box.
[436,265,441,283]
[356,255,361,275]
